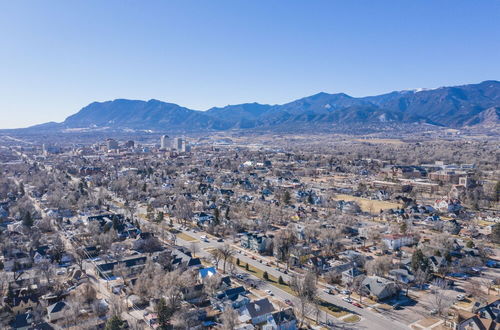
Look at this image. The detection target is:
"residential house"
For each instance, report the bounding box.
[239,298,276,325]
[263,309,297,330]
[342,267,364,285]
[32,246,50,264]
[240,232,270,254]
[382,234,414,250]
[361,276,400,301]
[428,256,448,273]
[95,255,147,279]
[171,247,202,269]
[199,267,217,280]
[452,298,500,330]
[47,301,68,322]
[10,312,34,330]
[182,284,205,303]
[3,251,32,272]
[388,269,415,284]
[9,294,40,315]
[194,212,215,227]
[217,286,249,309]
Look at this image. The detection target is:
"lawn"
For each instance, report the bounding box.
[317,300,350,318]
[350,293,376,305]
[176,232,199,242]
[342,314,361,323]
[333,194,401,213]
[235,260,296,295]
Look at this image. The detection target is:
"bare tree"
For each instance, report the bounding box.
[365,255,392,276]
[464,279,487,304]
[36,259,55,286]
[212,249,223,270]
[77,282,97,306]
[428,288,452,317]
[290,271,317,328]
[203,274,222,297]
[221,306,239,330]
[174,196,193,226]
[216,244,235,273]
[190,242,199,257]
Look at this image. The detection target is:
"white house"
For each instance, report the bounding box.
[382,234,414,250]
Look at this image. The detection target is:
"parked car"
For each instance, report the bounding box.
[285,299,293,306]
[352,302,362,308]
[342,297,352,303]
[457,294,466,301]
[341,290,351,295]
[265,290,274,296]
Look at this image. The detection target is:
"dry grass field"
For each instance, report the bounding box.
[334,194,401,213]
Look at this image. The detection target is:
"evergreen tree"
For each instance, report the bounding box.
[263,271,269,281]
[105,315,124,330]
[213,208,220,225]
[146,204,154,221]
[411,249,428,272]
[400,222,408,234]
[22,212,33,228]
[283,190,291,205]
[278,276,285,285]
[307,194,314,205]
[491,224,500,244]
[156,298,172,329]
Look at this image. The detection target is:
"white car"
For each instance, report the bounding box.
[457,294,466,301]
[342,297,352,303]
[265,290,274,296]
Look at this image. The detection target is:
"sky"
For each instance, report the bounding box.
[0,1,499,128]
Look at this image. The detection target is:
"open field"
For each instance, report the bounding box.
[333,194,401,213]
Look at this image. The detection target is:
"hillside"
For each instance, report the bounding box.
[8,80,500,133]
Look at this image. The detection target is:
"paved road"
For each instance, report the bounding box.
[175,227,409,330]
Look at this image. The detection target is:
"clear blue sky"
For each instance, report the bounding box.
[1,0,499,128]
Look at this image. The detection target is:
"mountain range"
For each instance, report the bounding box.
[14,80,500,133]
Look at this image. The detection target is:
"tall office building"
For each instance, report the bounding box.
[160,135,170,150]
[106,139,119,150]
[174,137,183,151]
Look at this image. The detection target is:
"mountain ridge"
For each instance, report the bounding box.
[5,80,500,133]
